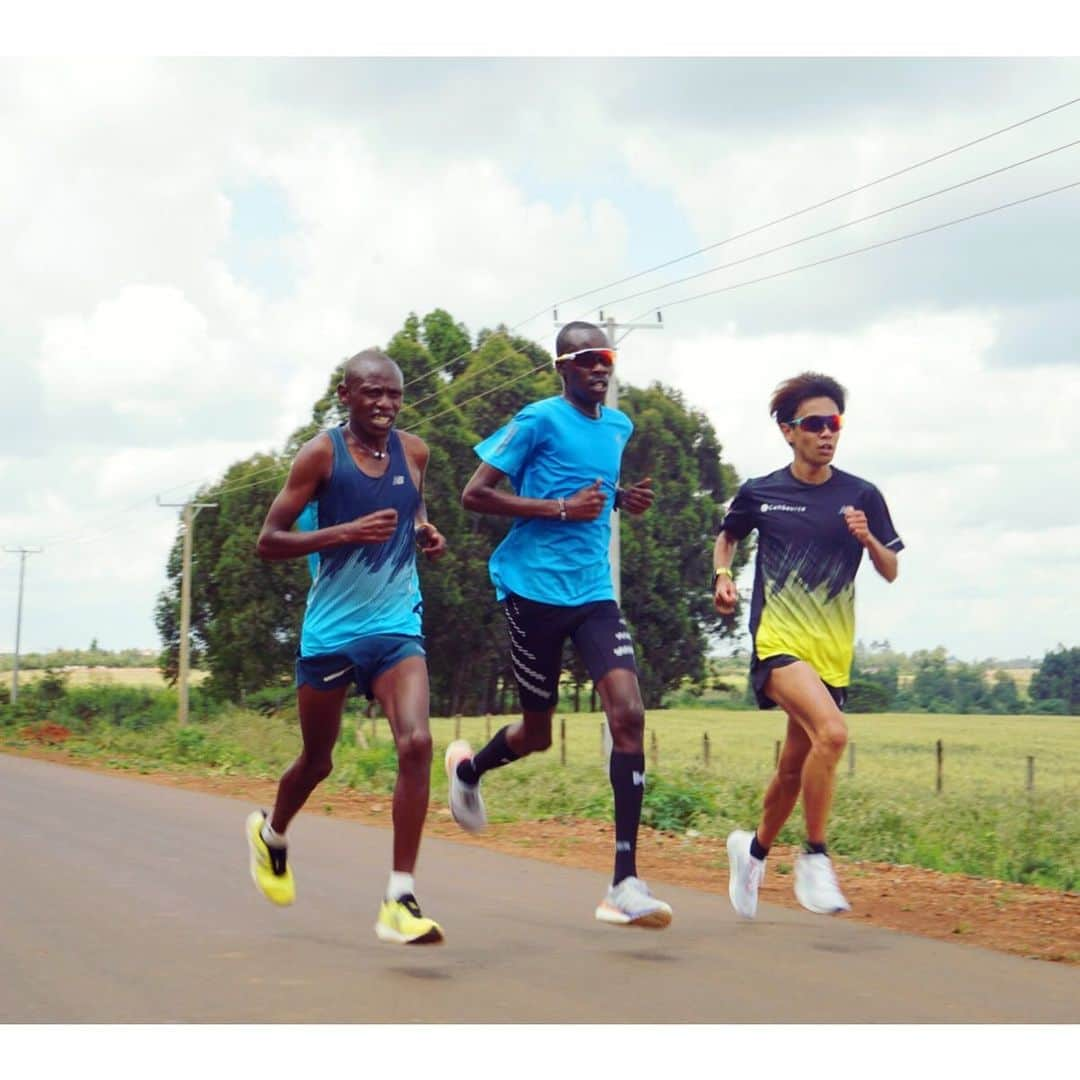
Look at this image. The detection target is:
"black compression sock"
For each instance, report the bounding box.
[457,725,520,785]
[805,840,828,856]
[610,751,646,885]
[750,834,770,860]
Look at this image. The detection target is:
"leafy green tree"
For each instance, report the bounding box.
[155,454,306,700]
[988,670,1020,714]
[617,384,744,708]
[155,311,745,716]
[1029,646,1080,714]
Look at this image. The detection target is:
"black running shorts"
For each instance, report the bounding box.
[503,593,638,712]
[751,653,848,711]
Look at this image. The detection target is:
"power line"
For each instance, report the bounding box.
[403,94,1080,397]
[626,178,1080,322]
[25,100,1080,554]
[586,137,1080,316]
[551,93,1080,313]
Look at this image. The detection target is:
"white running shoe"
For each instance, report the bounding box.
[794,852,851,914]
[595,876,673,929]
[726,829,766,919]
[444,739,487,832]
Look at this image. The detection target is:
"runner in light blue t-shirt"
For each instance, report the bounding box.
[444,319,674,931]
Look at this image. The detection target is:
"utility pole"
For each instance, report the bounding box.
[4,546,41,705]
[553,310,664,761]
[157,498,217,725]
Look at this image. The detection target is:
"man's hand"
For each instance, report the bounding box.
[564,478,608,521]
[842,506,872,547]
[415,522,447,560]
[619,476,654,515]
[345,508,399,544]
[714,576,738,616]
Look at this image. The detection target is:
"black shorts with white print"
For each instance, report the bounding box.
[503,593,639,712]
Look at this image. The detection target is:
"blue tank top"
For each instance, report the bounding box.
[299,426,423,656]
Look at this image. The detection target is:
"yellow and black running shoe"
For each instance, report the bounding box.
[245,810,296,907]
[374,893,444,945]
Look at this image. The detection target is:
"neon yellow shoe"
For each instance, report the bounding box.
[245,810,295,907]
[374,893,444,945]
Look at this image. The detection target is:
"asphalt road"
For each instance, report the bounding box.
[2,753,1077,1023]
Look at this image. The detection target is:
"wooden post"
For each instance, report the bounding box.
[702,731,711,768]
[560,716,566,766]
[650,729,659,772]
[774,739,781,768]
[936,739,943,794]
[454,714,461,741]
[485,714,491,742]
[848,741,856,777]
[1026,756,1035,792]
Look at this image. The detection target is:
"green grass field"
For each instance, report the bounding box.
[9,699,1075,890]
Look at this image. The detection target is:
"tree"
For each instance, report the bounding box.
[155,311,745,715]
[1029,646,1080,714]
[155,454,307,700]
[617,384,744,708]
[988,670,1020,714]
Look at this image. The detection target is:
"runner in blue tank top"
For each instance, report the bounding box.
[446,320,673,930]
[245,349,448,945]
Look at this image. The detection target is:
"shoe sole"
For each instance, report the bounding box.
[727,831,757,919]
[246,811,295,907]
[374,921,445,945]
[594,902,673,929]
[794,889,851,916]
[444,740,486,833]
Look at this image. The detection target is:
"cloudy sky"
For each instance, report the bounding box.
[2,49,1078,663]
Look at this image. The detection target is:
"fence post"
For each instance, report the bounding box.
[1026,755,1035,792]
[848,741,856,777]
[936,739,943,794]
[560,716,566,766]
[485,713,491,742]
[454,714,461,741]
[774,739,781,768]
[703,731,711,768]
[650,729,659,772]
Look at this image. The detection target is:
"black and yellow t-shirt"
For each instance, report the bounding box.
[721,466,903,687]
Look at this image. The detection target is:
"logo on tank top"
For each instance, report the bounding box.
[393,475,405,485]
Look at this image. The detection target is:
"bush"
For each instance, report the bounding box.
[641,773,715,832]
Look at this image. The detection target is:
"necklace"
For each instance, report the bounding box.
[347,423,389,460]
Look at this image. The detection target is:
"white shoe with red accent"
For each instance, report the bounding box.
[794,852,851,914]
[444,739,486,832]
[595,876,672,929]
[727,830,766,919]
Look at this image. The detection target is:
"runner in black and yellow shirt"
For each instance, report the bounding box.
[713,372,903,918]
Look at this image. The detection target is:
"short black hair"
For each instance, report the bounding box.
[770,372,846,423]
[555,320,607,357]
[343,348,401,385]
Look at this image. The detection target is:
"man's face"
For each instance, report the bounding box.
[338,364,404,437]
[780,395,843,467]
[556,329,615,407]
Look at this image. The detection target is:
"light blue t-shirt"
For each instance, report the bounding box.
[474,395,633,607]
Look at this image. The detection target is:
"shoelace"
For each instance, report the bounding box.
[398,893,423,918]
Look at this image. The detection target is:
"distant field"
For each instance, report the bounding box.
[13,667,209,688]
[430,708,1078,798]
